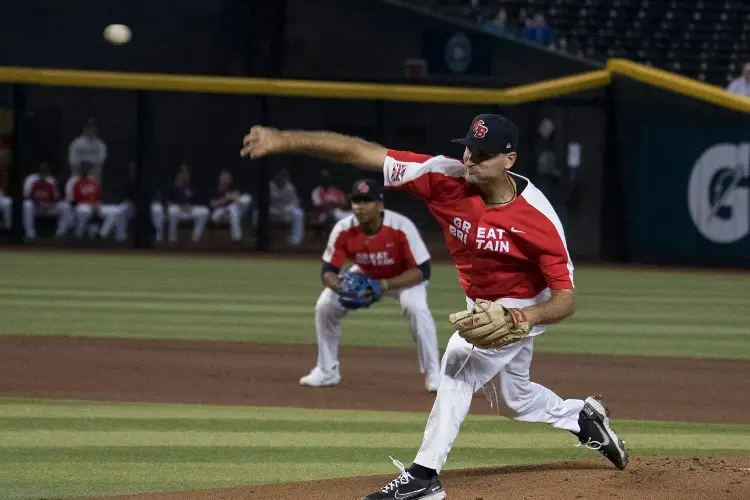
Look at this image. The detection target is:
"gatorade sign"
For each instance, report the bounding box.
[687,143,750,244]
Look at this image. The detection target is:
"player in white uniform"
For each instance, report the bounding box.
[300,179,441,392]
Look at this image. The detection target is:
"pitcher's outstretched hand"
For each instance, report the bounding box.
[240,126,285,159]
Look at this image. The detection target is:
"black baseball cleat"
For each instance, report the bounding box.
[575,395,629,470]
[362,457,446,500]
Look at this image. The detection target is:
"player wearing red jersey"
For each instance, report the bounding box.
[241,114,628,500]
[62,161,124,240]
[22,162,69,239]
[300,177,441,392]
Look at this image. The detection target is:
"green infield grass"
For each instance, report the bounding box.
[0,251,748,358]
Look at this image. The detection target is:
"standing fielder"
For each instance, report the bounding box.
[241,113,628,500]
[301,178,441,392]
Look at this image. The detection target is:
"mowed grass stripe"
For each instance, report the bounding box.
[4,428,750,450]
[1,251,749,359]
[1,446,747,467]
[2,289,747,325]
[3,417,750,436]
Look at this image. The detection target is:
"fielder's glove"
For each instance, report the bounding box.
[338,271,385,310]
[448,299,532,349]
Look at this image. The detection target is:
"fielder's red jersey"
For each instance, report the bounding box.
[24,174,59,203]
[65,176,102,204]
[383,150,574,304]
[323,209,430,280]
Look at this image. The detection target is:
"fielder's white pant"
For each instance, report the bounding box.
[0,195,12,228]
[211,195,252,241]
[314,279,440,379]
[98,201,133,241]
[65,203,123,239]
[414,328,584,473]
[22,200,69,238]
[152,203,210,243]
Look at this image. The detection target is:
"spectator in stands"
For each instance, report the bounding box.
[152,164,209,244]
[63,161,122,239]
[210,169,252,242]
[522,12,555,50]
[727,62,750,97]
[484,7,513,37]
[22,161,68,239]
[68,118,107,180]
[269,168,305,246]
[310,169,350,233]
[98,161,137,242]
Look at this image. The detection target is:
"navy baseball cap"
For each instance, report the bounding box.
[451,114,519,155]
[350,179,384,202]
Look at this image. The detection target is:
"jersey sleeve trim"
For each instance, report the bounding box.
[383,151,465,189]
[520,185,575,289]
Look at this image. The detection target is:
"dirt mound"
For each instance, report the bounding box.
[95,457,750,500]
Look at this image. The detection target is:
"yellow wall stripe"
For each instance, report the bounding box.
[0,62,747,112]
[607,59,750,113]
[0,66,608,105]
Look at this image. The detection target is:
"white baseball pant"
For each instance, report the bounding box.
[98,201,133,241]
[22,200,69,238]
[270,205,305,245]
[211,195,252,241]
[67,203,123,239]
[413,312,585,473]
[314,277,440,380]
[153,203,209,243]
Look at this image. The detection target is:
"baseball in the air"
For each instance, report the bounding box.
[103,24,132,45]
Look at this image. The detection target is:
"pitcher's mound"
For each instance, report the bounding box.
[101,456,750,500]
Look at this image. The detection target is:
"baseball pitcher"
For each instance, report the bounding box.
[241,114,629,500]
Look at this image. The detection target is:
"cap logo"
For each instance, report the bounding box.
[357,181,370,193]
[506,143,512,149]
[472,120,488,138]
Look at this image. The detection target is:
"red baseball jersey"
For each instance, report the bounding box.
[65,176,102,204]
[323,209,430,280]
[383,150,573,305]
[24,174,59,203]
[311,185,346,207]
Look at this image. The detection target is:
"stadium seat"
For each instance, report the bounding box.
[410,0,749,86]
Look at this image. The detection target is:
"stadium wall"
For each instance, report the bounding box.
[610,75,750,267]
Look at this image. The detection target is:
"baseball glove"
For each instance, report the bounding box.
[448,299,532,349]
[338,271,385,310]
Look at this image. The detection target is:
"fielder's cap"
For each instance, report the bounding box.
[350,178,384,201]
[451,113,519,155]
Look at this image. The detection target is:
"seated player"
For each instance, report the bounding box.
[22,162,68,239]
[310,168,351,232]
[300,179,441,392]
[151,164,209,243]
[62,161,122,239]
[269,168,305,245]
[209,169,252,242]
